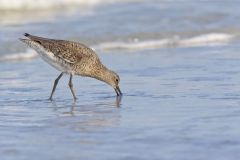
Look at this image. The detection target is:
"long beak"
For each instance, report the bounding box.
[115,86,122,96]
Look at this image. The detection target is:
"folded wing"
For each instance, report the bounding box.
[24,33,94,64]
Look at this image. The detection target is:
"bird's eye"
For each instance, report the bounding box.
[116,78,119,82]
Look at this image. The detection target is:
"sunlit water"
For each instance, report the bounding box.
[1,0,240,160]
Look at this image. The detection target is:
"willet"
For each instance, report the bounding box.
[20,33,122,101]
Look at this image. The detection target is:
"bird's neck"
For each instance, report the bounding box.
[94,66,112,85]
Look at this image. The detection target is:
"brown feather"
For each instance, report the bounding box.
[25,34,95,64]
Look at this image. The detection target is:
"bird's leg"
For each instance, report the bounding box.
[49,72,64,101]
[68,74,77,101]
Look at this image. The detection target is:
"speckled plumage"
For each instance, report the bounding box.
[20,33,122,100]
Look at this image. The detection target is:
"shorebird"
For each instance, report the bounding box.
[20,33,122,101]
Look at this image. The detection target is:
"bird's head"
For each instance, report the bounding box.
[103,70,122,96]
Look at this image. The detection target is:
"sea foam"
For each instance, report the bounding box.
[93,33,234,51]
[0,0,110,10]
[0,49,37,61]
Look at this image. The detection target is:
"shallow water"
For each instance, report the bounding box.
[1,0,240,160]
[2,44,240,159]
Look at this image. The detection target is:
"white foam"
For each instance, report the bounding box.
[93,33,234,51]
[0,49,38,61]
[0,0,115,10]
[180,33,233,47]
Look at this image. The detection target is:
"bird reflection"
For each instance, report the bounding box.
[49,96,122,133]
[115,95,122,107]
[50,95,122,115]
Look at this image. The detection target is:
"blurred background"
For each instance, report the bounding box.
[0,0,240,60]
[1,0,240,160]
